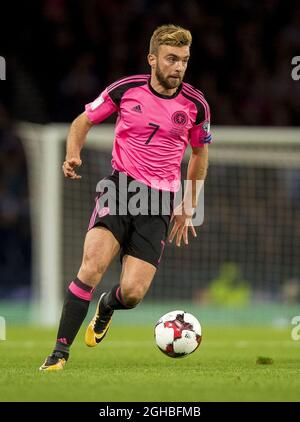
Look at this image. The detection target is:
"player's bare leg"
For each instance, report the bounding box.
[77,227,120,287]
[119,255,156,307]
[85,255,156,347]
[39,227,120,371]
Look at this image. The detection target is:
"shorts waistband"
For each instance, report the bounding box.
[111,170,175,198]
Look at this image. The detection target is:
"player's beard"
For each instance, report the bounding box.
[155,64,182,90]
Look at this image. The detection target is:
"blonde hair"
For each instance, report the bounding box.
[149,24,192,55]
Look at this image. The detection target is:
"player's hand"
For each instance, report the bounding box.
[62,157,82,179]
[168,203,197,247]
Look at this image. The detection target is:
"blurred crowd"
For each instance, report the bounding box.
[1,0,300,124]
[0,119,31,298]
[0,0,300,297]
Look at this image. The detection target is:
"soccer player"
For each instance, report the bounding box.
[40,24,211,371]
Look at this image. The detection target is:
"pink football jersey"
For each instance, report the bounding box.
[85,75,211,192]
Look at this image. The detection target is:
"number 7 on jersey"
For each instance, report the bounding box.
[145,123,160,145]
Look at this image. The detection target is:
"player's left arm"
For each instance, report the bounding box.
[168,145,208,247]
[168,95,211,247]
[184,144,208,211]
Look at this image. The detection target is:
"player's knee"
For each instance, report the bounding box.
[121,284,144,308]
[81,252,106,281]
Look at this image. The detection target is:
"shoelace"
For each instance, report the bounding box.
[94,310,113,332]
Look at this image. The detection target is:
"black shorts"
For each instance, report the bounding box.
[88,170,175,268]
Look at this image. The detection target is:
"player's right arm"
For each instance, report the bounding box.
[63,88,118,179]
[63,112,93,179]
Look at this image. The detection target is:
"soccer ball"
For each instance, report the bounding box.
[154,310,202,358]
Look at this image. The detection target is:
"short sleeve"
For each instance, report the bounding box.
[189,100,212,148]
[85,88,118,124]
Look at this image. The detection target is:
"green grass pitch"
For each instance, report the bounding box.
[0,326,299,402]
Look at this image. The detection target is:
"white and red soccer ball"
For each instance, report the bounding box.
[154,310,202,358]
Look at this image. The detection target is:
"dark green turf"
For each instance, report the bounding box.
[1,325,300,401]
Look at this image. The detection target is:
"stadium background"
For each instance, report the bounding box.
[0,0,300,402]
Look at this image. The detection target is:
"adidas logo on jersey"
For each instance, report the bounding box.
[132,105,142,113]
